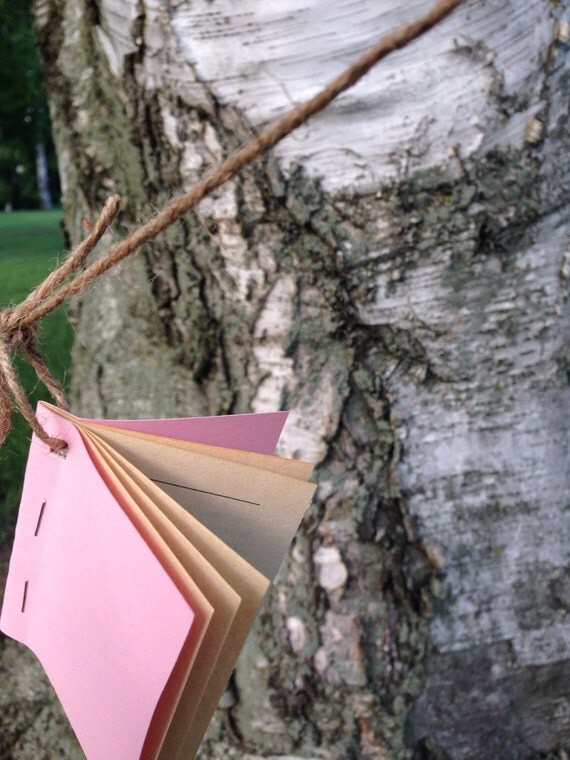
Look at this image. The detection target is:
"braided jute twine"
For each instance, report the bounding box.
[0,0,463,452]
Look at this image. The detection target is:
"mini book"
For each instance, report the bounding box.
[0,402,316,759]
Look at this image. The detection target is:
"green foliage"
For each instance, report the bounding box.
[0,209,72,537]
[0,0,59,208]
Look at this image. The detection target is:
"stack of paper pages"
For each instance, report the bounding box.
[0,402,315,759]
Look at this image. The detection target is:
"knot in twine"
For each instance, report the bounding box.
[0,0,462,452]
[0,313,36,353]
[0,312,68,452]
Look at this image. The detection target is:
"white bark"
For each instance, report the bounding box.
[97,0,551,191]
[95,0,567,670]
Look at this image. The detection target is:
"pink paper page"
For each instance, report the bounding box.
[76,408,288,454]
[0,409,195,760]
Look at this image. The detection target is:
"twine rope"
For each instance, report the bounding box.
[0,0,463,450]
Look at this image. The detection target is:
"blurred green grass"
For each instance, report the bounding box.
[0,210,73,538]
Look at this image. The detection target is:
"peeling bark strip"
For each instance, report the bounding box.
[4,0,565,758]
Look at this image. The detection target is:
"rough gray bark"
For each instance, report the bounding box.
[1,1,568,758]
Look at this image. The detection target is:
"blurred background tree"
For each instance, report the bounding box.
[0,0,59,209]
[0,0,68,540]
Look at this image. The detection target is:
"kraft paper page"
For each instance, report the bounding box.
[69,418,316,581]
[81,416,314,482]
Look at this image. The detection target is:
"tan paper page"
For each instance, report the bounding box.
[83,430,242,760]
[75,421,316,581]
[81,417,314,482]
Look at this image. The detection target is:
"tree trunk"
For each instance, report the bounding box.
[11,0,569,757]
[35,142,53,210]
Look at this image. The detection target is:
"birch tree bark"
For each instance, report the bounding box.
[8,0,568,757]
